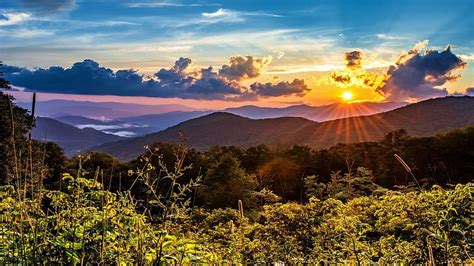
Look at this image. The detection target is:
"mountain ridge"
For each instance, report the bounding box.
[91,96,474,160]
[32,117,124,155]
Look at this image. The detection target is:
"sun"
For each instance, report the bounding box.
[342,91,353,101]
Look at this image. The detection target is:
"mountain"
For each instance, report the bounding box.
[20,99,406,138]
[117,111,212,131]
[54,115,159,137]
[18,100,203,119]
[55,112,214,137]
[33,117,124,155]
[225,101,406,121]
[92,97,474,160]
[55,115,113,125]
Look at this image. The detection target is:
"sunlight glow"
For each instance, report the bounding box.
[342,91,353,101]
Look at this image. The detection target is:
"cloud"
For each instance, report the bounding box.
[395,40,429,65]
[128,1,203,8]
[131,45,192,52]
[376,33,406,41]
[219,55,272,81]
[276,51,285,59]
[168,8,282,28]
[154,57,248,99]
[0,28,54,38]
[466,87,474,96]
[2,56,310,100]
[328,41,467,102]
[459,53,474,61]
[2,59,161,96]
[201,8,282,20]
[376,43,467,101]
[330,50,384,89]
[0,65,24,73]
[202,8,228,18]
[187,67,243,96]
[200,8,244,24]
[18,0,76,13]
[2,57,270,100]
[250,79,309,97]
[0,12,31,26]
[344,51,363,69]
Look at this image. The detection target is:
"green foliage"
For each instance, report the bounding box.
[200,152,257,209]
[304,167,387,201]
[0,173,211,264]
[1,152,472,264]
[237,183,473,264]
[0,92,33,183]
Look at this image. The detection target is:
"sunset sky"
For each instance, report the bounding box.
[1,0,473,108]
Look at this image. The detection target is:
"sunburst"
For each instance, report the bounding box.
[342,91,353,101]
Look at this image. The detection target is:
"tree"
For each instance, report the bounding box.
[0,62,34,184]
[257,157,300,201]
[0,61,11,89]
[199,153,257,210]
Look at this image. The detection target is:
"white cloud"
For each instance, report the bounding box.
[128,1,202,8]
[267,60,392,75]
[200,8,245,23]
[277,51,285,59]
[130,45,193,52]
[201,8,283,20]
[376,33,406,40]
[0,12,31,26]
[202,8,228,18]
[162,8,283,28]
[0,28,54,38]
[459,53,474,61]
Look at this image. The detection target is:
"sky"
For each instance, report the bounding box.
[0,0,473,108]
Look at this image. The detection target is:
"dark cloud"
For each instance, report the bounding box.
[1,65,25,74]
[2,58,247,100]
[3,59,158,96]
[344,51,363,69]
[250,79,309,97]
[219,55,271,81]
[187,67,242,96]
[18,0,76,13]
[466,87,474,96]
[376,45,466,101]
[154,58,244,99]
[154,57,194,94]
[331,72,351,84]
[2,57,310,100]
[174,57,192,72]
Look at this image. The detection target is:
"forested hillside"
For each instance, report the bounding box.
[32,117,124,154]
[93,96,474,160]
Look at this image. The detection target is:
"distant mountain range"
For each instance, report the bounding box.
[91,96,474,160]
[52,111,214,137]
[32,117,124,155]
[54,115,159,137]
[18,99,203,119]
[225,101,406,121]
[33,100,406,138]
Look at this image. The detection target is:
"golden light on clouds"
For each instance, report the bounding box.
[330,50,386,91]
